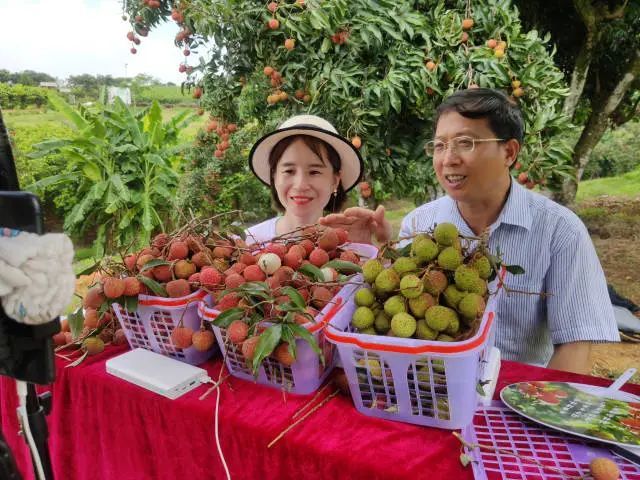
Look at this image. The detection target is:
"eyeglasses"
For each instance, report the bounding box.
[424,136,505,157]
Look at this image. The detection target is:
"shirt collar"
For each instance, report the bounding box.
[434,178,532,235]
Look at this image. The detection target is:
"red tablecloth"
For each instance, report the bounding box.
[2,347,639,480]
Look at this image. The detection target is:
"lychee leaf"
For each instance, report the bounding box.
[281,325,297,359]
[280,286,306,310]
[288,324,322,362]
[137,276,168,297]
[505,264,525,275]
[67,307,85,340]
[323,260,362,274]
[139,258,171,272]
[213,307,244,328]
[298,264,325,282]
[252,324,282,373]
[124,295,139,313]
[75,260,100,277]
[225,224,246,240]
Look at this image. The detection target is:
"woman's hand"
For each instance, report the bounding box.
[319,205,392,244]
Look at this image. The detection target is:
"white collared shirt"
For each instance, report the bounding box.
[400,179,619,366]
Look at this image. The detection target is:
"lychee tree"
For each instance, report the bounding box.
[123,0,575,207]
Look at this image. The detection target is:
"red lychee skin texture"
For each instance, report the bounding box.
[227,320,249,344]
[309,248,330,267]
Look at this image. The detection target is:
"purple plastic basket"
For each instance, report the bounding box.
[462,402,640,480]
[325,291,501,429]
[112,288,218,365]
[199,281,359,395]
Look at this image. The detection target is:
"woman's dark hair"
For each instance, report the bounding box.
[434,88,525,144]
[268,134,346,213]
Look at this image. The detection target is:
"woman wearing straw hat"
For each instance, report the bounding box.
[246,114,386,243]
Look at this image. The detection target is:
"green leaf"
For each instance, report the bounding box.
[212,307,245,328]
[124,294,139,313]
[279,286,306,309]
[289,324,322,360]
[140,258,171,272]
[297,264,325,282]
[67,307,85,340]
[252,324,282,373]
[137,275,167,297]
[459,453,472,467]
[505,264,525,275]
[48,93,88,130]
[323,260,362,274]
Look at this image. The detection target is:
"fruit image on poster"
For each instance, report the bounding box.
[501,381,640,447]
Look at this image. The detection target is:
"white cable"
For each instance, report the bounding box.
[15,381,46,480]
[213,367,231,480]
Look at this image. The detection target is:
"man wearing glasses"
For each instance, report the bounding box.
[321,88,618,374]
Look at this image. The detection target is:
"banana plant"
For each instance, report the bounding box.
[28,94,195,255]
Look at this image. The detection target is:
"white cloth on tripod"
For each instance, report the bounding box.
[0,228,75,325]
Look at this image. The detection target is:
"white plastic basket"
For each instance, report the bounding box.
[325,291,500,429]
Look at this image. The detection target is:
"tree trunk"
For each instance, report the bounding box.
[555,49,640,205]
[562,0,598,120]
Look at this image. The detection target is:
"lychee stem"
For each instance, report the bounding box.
[267,389,340,448]
[291,382,332,419]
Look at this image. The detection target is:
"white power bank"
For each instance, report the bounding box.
[106,348,211,400]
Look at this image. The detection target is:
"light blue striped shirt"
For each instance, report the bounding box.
[400,179,620,366]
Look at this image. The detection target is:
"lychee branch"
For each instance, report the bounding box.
[452,432,581,479]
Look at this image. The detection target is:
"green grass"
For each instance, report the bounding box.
[577,166,640,200]
[4,108,71,129]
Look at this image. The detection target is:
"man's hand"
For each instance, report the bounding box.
[547,342,592,375]
[319,205,392,245]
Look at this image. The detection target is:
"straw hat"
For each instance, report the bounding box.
[248,115,363,192]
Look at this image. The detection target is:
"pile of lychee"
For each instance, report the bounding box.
[210,226,364,372]
[351,223,492,342]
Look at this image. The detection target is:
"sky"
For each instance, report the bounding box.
[0,0,206,84]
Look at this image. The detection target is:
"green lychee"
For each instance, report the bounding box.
[362,259,384,284]
[408,292,436,317]
[434,222,458,246]
[360,327,377,335]
[467,277,488,296]
[415,319,438,340]
[391,312,417,338]
[425,305,458,332]
[416,366,431,383]
[443,285,465,308]
[384,295,406,317]
[374,311,391,334]
[437,247,463,271]
[351,306,375,329]
[423,270,448,296]
[399,274,423,299]
[454,265,480,292]
[392,257,417,276]
[458,293,486,321]
[471,255,492,280]
[375,268,400,294]
[445,314,460,336]
[411,235,439,262]
[437,334,454,342]
[354,288,376,307]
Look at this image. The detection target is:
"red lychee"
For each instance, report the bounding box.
[309,248,330,267]
[174,260,196,279]
[318,228,340,251]
[227,320,249,344]
[339,250,360,264]
[273,342,295,366]
[283,250,303,269]
[200,267,224,288]
[192,329,215,351]
[153,264,173,282]
[167,241,189,260]
[166,279,191,298]
[225,273,245,289]
[123,277,142,296]
[243,264,266,282]
[171,326,194,349]
[241,335,261,360]
[83,286,105,309]
[103,277,126,299]
[311,286,332,309]
[216,293,240,311]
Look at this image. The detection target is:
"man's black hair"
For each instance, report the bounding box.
[434,88,525,144]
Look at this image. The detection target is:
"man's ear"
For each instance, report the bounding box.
[504,139,521,167]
